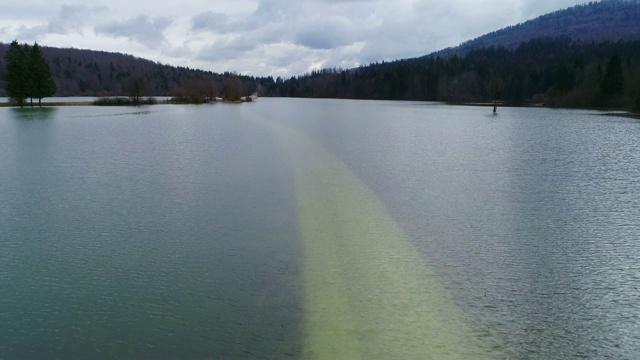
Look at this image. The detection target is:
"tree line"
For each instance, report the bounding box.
[2,37,639,111]
[267,37,640,111]
[90,71,248,105]
[3,40,56,107]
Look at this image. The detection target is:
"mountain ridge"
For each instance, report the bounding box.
[0,44,270,98]
[431,0,640,58]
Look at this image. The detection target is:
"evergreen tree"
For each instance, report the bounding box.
[635,80,640,112]
[224,74,243,101]
[599,53,625,105]
[29,43,57,106]
[4,40,30,107]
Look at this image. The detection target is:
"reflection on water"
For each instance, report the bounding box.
[10,107,57,120]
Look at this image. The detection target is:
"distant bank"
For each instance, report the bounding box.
[0,95,258,107]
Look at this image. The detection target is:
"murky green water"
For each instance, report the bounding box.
[1,99,639,359]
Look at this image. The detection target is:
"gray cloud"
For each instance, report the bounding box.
[15,4,106,40]
[50,4,104,33]
[294,16,357,49]
[95,15,172,48]
[191,11,233,34]
[196,35,262,62]
[193,0,361,55]
[190,1,298,36]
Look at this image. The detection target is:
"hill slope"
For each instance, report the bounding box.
[434,0,640,57]
[0,45,274,98]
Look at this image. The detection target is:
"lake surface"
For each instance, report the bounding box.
[1,99,638,359]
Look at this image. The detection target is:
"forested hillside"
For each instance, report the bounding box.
[273,38,640,110]
[435,0,640,57]
[0,45,273,98]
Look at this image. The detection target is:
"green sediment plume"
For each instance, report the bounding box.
[248,112,489,359]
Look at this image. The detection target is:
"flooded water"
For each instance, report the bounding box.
[1,99,638,359]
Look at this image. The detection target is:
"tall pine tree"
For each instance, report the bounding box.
[29,43,57,106]
[4,41,30,107]
[600,53,625,102]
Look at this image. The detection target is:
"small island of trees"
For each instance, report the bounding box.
[3,40,57,107]
[93,72,246,106]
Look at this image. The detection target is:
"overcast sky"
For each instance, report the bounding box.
[1,0,588,77]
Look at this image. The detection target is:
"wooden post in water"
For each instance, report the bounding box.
[491,77,501,114]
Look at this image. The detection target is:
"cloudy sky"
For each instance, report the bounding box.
[1,0,588,77]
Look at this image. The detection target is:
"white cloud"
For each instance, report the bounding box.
[294,16,358,49]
